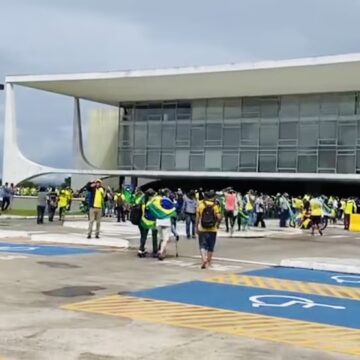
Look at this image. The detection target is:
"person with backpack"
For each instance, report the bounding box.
[196,190,222,269]
[182,190,197,239]
[114,190,126,222]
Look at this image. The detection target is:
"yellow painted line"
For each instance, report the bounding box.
[206,274,360,300]
[63,294,360,357]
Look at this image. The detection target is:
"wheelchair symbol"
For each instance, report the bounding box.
[249,295,345,310]
[331,275,360,284]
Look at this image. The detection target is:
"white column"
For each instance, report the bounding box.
[2,83,59,185]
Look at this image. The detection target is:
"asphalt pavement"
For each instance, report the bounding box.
[0,217,359,359]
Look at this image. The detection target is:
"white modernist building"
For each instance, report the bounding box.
[4,53,360,185]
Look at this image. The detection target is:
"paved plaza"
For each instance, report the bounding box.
[0,217,360,359]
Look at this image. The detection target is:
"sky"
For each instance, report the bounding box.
[1,0,360,175]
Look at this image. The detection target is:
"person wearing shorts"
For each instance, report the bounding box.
[310,196,323,236]
[196,190,222,269]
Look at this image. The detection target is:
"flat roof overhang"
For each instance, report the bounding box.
[5,53,360,105]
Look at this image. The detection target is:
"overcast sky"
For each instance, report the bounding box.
[1,0,360,173]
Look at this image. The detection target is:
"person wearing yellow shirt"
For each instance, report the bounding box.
[196,190,222,269]
[310,196,323,236]
[86,180,105,239]
[58,190,68,222]
[344,198,357,230]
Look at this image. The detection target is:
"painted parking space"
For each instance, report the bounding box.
[0,242,96,256]
[131,281,360,329]
[244,267,360,287]
[206,273,360,300]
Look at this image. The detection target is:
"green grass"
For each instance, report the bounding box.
[2,209,84,216]
[3,209,37,216]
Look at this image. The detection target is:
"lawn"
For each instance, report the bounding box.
[2,209,84,216]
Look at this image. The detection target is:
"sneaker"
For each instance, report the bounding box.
[319,230,323,236]
[201,261,207,269]
[186,235,190,239]
[192,235,196,239]
[137,250,146,258]
[95,235,100,239]
[87,235,91,239]
[176,235,180,242]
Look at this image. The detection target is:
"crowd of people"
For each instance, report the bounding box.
[29,180,360,268]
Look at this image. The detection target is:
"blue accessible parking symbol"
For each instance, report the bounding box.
[132,280,360,329]
[0,242,96,256]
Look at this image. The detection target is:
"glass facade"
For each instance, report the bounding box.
[118,92,360,174]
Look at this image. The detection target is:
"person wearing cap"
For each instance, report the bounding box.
[86,179,105,239]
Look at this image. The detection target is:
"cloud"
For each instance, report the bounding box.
[1,0,360,177]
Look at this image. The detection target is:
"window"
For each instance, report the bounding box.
[191,126,205,148]
[298,155,317,173]
[119,123,133,146]
[339,93,355,116]
[223,127,240,147]
[338,125,356,146]
[337,155,355,173]
[192,100,206,121]
[134,123,147,148]
[119,150,132,168]
[147,103,162,121]
[175,149,189,169]
[134,105,147,122]
[242,98,260,118]
[259,154,276,172]
[224,99,241,119]
[147,150,160,169]
[222,152,239,171]
[207,99,223,120]
[260,124,278,146]
[176,122,191,142]
[280,96,299,120]
[318,149,336,169]
[260,97,279,118]
[147,122,161,147]
[161,153,175,170]
[299,124,318,147]
[205,149,222,170]
[319,121,336,139]
[320,94,338,116]
[190,153,205,171]
[240,151,257,168]
[162,124,176,148]
[278,150,296,169]
[133,153,146,170]
[241,122,259,144]
[279,122,297,139]
[177,103,191,120]
[300,95,320,119]
[206,123,222,141]
[163,103,176,121]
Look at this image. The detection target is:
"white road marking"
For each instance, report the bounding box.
[190,255,278,267]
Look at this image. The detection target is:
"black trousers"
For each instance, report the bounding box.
[48,205,56,221]
[254,212,266,228]
[344,213,351,230]
[224,210,235,231]
[139,225,158,253]
[2,197,10,211]
[116,205,126,222]
[37,205,46,224]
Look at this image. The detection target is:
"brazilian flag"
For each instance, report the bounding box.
[123,187,135,205]
[141,206,156,229]
[148,196,176,220]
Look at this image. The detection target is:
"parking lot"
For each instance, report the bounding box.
[0,218,360,359]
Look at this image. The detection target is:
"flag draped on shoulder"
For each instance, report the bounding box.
[148,195,176,219]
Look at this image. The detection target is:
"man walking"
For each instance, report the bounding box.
[86,180,105,239]
[254,195,266,228]
[196,190,222,269]
[36,187,47,224]
[182,190,197,239]
[224,188,237,234]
